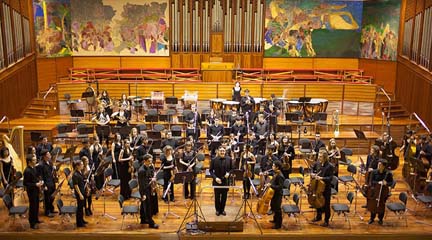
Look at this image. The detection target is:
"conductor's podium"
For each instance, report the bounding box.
[201,62,234,82]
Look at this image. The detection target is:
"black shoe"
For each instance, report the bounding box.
[216,211,220,216]
[312,217,322,223]
[85,209,91,216]
[221,211,226,216]
[272,225,281,229]
[368,219,374,224]
[320,222,329,227]
[378,220,383,225]
[36,220,43,224]
[149,224,159,229]
[164,199,169,204]
[30,224,39,229]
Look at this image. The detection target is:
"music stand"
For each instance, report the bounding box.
[70,109,84,128]
[162,180,181,223]
[277,124,292,139]
[81,91,95,121]
[165,96,178,108]
[352,129,368,220]
[96,125,111,144]
[145,115,158,129]
[224,127,231,136]
[119,126,132,139]
[229,169,244,202]
[147,131,162,140]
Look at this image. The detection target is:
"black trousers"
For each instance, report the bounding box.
[43,186,55,215]
[150,193,159,215]
[27,188,40,227]
[243,174,254,196]
[76,198,85,226]
[184,175,196,199]
[214,188,228,213]
[119,163,131,199]
[271,194,283,228]
[370,212,385,221]
[140,194,155,225]
[316,190,331,223]
[85,194,92,210]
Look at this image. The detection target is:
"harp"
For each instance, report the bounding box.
[1,126,25,172]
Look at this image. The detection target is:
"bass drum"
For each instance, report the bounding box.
[85,86,96,106]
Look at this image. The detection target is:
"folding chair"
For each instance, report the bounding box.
[2,194,28,228]
[338,164,357,192]
[331,191,354,229]
[104,167,121,196]
[118,195,139,230]
[340,148,353,165]
[282,193,302,229]
[386,192,408,227]
[129,179,141,201]
[57,199,77,228]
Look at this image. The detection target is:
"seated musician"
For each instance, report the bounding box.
[367,159,394,225]
[72,160,88,228]
[79,139,92,166]
[231,116,246,143]
[111,104,130,127]
[266,133,279,153]
[210,146,233,216]
[311,148,334,227]
[278,135,295,179]
[227,106,240,128]
[380,132,398,160]
[161,146,176,203]
[138,154,159,228]
[36,136,53,161]
[312,133,326,160]
[119,93,131,117]
[254,114,269,155]
[416,135,432,165]
[92,105,110,144]
[267,160,285,229]
[179,141,197,199]
[98,90,113,116]
[207,118,224,158]
[240,144,256,199]
[129,127,143,154]
[400,130,416,161]
[253,105,268,125]
[161,131,179,150]
[261,145,278,178]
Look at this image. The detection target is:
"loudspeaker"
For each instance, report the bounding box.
[197,221,243,232]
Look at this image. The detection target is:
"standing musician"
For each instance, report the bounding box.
[268,161,285,229]
[98,90,113,116]
[81,156,94,216]
[161,146,176,203]
[227,106,240,127]
[111,133,122,179]
[260,146,278,187]
[380,132,398,161]
[90,136,104,190]
[327,138,341,190]
[161,131,179,150]
[0,147,15,189]
[240,89,255,123]
[266,133,279,153]
[246,132,259,155]
[231,116,246,143]
[111,104,130,127]
[36,150,57,217]
[311,148,334,227]
[254,114,269,155]
[312,133,326,160]
[232,81,242,102]
[206,109,218,127]
[186,105,203,142]
[79,139,92,166]
[266,100,279,134]
[228,133,241,168]
[367,159,394,225]
[179,142,197,199]
[278,136,295,179]
[118,139,133,200]
[72,160,88,228]
[36,136,53,161]
[366,145,381,171]
[416,135,432,165]
[136,137,154,160]
[240,144,256,199]
[93,105,110,145]
[119,93,131,117]
[129,127,143,154]
[210,146,233,216]
[208,118,224,158]
[138,154,159,228]
[24,154,44,229]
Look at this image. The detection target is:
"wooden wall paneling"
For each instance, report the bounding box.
[305,84,344,101]
[217,83,236,99]
[56,83,87,100]
[120,57,171,68]
[171,54,181,68]
[9,0,19,11]
[201,54,210,63]
[233,54,241,68]
[263,58,314,69]
[19,0,29,18]
[359,59,397,93]
[55,57,73,80]
[210,33,223,53]
[222,54,234,63]
[405,0,417,18]
[36,58,57,91]
[417,0,425,13]
[313,58,358,69]
[192,54,201,68]
[181,53,192,68]
[262,83,298,98]
[135,83,173,98]
[427,0,432,7]
[251,53,263,68]
[242,83,262,98]
[242,54,252,68]
[73,57,121,68]
[173,83,218,100]
[344,84,376,102]
[97,83,130,99]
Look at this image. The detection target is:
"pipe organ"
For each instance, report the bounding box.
[171,0,264,54]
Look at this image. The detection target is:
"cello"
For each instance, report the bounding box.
[256,182,274,215]
[306,177,326,208]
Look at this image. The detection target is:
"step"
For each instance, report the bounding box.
[383,108,407,114]
[390,113,410,118]
[27,105,52,111]
[32,98,57,105]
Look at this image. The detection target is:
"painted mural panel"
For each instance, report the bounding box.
[264,0,362,58]
[71,0,169,56]
[361,0,400,61]
[33,0,72,57]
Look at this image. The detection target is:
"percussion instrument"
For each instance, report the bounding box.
[210,98,226,111]
[253,98,268,112]
[315,98,328,112]
[304,99,321,119]
[182,91,198,109]
[287,100,302,113]
[223,101,240,111]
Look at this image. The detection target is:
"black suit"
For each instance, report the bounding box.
[271,172,285,228]
[316,161,334,223]
[369,169,394,221]
[138,164,156,226]
[208,124,224,157]
[210,155,232,214]
[36,160,55,215]
[23,166,40,227]
[72,170,86,227]
[36,143,53,161]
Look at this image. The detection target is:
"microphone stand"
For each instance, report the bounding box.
[162,181,180,223]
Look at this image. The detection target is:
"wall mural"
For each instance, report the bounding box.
[360,0,400,61]
[33,0,72,57]
[264,0,363,58]
[70,0,169,56]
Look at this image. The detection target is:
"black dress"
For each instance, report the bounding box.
[112,142,122,179]
[119,149,132,199]
[232,87,241,102]
[161,154,175,201]
[0,159,12,188]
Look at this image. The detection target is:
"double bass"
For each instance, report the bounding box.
[306,177,326,208]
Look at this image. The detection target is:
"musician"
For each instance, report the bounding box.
[119,93,131,116]
[253,105,268,124]
[36,150,57,217]
[79,139,92,166]
[367,159,394,225]
[81,156,94,216]
[231,116,246,143]
[312,133,326,160]
[232,81,242,102]
[267,133,279,153]
[366,145,381,171]
[254,114,269,155]
[27,145,37,158]
[416,135,432,164]
[206,109,218,127]
[186,105,203,140]
[24,154,44,229]
[161,131,179,150]
[136,137,154,160]
[72,160,88,228]
[268,160,285,229]
[129,127,143,153]
[240,89,255,115]
[118,139,133,200]
[240,144,256,199]
[111,105,130,127]
[228,133,241,168]
[36,136,53,161]
[261,146,278,176]
[179,142,197,199]
[161,146,176,202]
[98,90,112,115]
[227,106,240,127]
[90,136,104,190]
[246,132,259,155]
[93,105,110,144]
[400,130,415,159]
[267,101,279,134]
[278,136,295,179]
[0,147,15,189]
[138,154,159,228]
[311,148,334,227]
[111,133,122,179]
[380,132,398,160]
[208,118,224,158]
[210,146,233,216]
